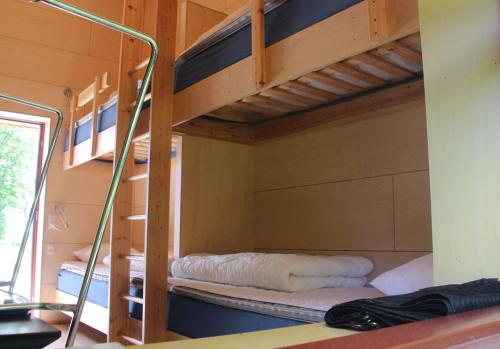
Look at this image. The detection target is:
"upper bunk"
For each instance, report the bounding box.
[63,0,420,170]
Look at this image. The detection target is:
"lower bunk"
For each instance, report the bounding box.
[55,259,385,338]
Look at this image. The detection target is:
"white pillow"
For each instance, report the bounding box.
[371,254,433,296]
[73,243,109,263]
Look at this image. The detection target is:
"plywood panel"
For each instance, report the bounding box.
[0,35,118,90]
[420,0,500,284]
[255,176,394,251]
[394,171,432,251]
[256,100,429,191]
[179,135,254,256]
[185,2,227,48]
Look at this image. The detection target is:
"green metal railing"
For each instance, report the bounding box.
[0,1,159,347]
[0,93,63,294]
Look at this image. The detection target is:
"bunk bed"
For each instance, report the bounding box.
[54,0,422,346]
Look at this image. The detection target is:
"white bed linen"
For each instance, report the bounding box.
[60,260,144,280]
[171,253,373,292]
[169,277,384,311]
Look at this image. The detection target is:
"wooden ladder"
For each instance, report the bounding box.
[107,0,177,344]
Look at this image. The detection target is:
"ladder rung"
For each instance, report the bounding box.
[120,254,145,262]
[128,92,151,111]
[121,294,144,304]
[119,333,143,345]
[125,173,148,182]
[122,214,146,221]
[128,59,150,75]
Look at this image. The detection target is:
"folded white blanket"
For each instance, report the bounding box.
[171,253,373,292]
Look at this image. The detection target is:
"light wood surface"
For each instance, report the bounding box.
[185,2,226,48]
[254,99,431,277]
[179,135,254,256]
[419,0,500,284]
[142,0,178,343]
[130,323,354,349]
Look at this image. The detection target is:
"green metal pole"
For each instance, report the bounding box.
[31,1,158,346]
[0,93,63,295]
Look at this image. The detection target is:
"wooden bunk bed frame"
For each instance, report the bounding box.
[58,0,421,345]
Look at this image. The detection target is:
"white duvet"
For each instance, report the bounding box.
[171,253,373,292]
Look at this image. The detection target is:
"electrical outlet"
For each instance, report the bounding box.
[46,244,55,256]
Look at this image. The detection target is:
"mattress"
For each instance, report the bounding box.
[64,0,362,150]
[56,261,143,319]
[56,262,383,338]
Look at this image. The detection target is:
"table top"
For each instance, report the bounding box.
[0,316,61,349]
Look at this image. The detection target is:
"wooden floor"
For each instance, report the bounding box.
[46,322,106,349]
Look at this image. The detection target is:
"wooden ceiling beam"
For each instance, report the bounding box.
[245,95,303,112]
[348,53,414,80]
[232,101,284,117]
[304,72,364,94]
[324,62,386,87]
[375,41,422,67]
[281,81,341,101]
[261,88,320,107]
[207,107,264,123]
[174,117,255,144]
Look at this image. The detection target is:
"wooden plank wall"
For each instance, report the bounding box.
[254,98,432,279]
[178,135,254,256]
[0,0,123,322]
[419,0,500,285]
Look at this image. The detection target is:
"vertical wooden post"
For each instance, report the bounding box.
[368,0,387,40]
[108,0,144,344]
[90,74,102,157]
[251,0,265,87]
[142,0,178,343]
[68,94,77,167]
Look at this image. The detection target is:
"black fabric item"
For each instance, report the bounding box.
[325,279,500,331]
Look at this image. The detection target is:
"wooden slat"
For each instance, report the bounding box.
[251,0,265,86]
[325,62,386,87]
[262,88,320,107]
[90,74,102,157]
[77,72,110,108]
[281,81,341,101]
[399,32,421,48]
[108,0,143,344]
[67,94,77,168]
[126,172,148,183]
[128,92,151,111]
[119,334,143,346]
[128,59,149,75]
[348,52,414,79]
[245,95,301,112]
[376,41,422,66]
[207,108,264,123]
[304,72,364,94]
[121,294,144,305]
[232,101,283,117]
[120,254,145,261]
[174,117,255,144]
[122,214,146,221]
[142,0,178,343]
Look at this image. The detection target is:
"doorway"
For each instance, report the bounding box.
[0,115,44,300]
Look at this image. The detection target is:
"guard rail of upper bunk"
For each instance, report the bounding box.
[128,0,420,126]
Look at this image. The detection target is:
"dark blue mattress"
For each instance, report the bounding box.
[166,291,307,338]
[56,269,143,319]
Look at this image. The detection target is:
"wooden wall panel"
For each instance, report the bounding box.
[255,176,394,251]
[185,2,226,48]
[254,99,431,277]
[420,0,500,284]
[179,135,254,256]
[255,100,429,192]
[394,171,432,251]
